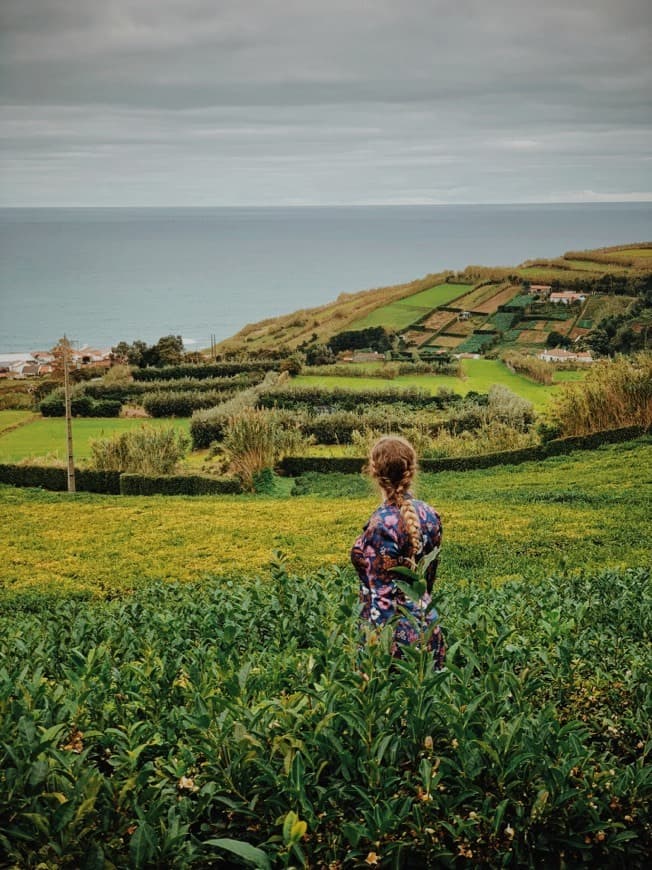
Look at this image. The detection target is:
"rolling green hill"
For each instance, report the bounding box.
[215,243,652,357]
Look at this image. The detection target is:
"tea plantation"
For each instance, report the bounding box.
[1,440,651,867]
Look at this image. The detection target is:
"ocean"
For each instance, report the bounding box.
[1,203,651,353]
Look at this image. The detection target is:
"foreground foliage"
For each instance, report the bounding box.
[1,562,650,867]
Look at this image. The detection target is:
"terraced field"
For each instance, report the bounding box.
[348,282,472,329]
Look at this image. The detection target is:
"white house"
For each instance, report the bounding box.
[549,291,586,305]
[538,349,594,363]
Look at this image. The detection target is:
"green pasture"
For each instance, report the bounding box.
[0,416,190,464]
[295,358,583,410]
[562,259,625,272]
[517,266,601,282]
[0,409,36,433]
[348,282,472,330]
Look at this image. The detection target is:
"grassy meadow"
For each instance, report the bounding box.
[0,416,191,464]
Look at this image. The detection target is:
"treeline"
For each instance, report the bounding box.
[39,374,260,418]
[548,272,652,297]
[132,361,283,381]
[327,326,393,354]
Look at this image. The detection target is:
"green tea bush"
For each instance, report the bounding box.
[0,563,649,867]
[142,389,231,418]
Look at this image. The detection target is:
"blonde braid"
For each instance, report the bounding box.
[397,475,421,567]
[368,436,421,566]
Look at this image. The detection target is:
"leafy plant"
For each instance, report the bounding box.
[89,424,189,474]
[223,408,313,490]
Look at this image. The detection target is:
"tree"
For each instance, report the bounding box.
[152,334,184,366]
[545,331,572,349]
[111,339,148,367]
[279,356,302,377]
[305,344,335,366]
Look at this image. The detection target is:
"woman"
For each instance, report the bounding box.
[351,435,445,667]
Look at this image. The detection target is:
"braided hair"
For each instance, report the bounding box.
[368,436,421,566]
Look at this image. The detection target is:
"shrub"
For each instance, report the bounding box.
[190,387,261,448]
[39,391,122,418]
[89,425,189,474]
[552,352,652,436]
[503,350,554,385]
[102,364,133,384]
[223,409,312,490]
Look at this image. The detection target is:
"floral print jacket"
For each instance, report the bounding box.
[351,497,445,665]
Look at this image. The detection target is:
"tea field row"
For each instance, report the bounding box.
[1,438,648,598]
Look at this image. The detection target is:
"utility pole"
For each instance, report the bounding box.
[61,335,76,493]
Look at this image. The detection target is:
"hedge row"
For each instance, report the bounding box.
[142,389,233,418]
[0,465,241,496]
[257,385,463,411]
[132,361,282,381]
[83,375,257,402]
[0,465,121,493]
[301,413,441,445]
[190,406,446,449]
[279,425,647,476]
[119,473,242,495]
[40,395,123,418]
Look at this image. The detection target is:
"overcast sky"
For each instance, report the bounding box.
[1,0,651,206]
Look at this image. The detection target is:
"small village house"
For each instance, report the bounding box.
[549,291,587,305]
[537,348,594,363]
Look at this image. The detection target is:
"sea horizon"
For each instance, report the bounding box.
[1,202,651,354]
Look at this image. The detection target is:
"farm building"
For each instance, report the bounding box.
[339,351,386,363]
[549,291,586,305]
[537,349,594,363]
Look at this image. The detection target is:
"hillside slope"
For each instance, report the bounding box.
[215,243,652,356]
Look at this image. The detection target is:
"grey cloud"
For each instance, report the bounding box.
[0,0,650,205]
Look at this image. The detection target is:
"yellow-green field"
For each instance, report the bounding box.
[2,439,648,597]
